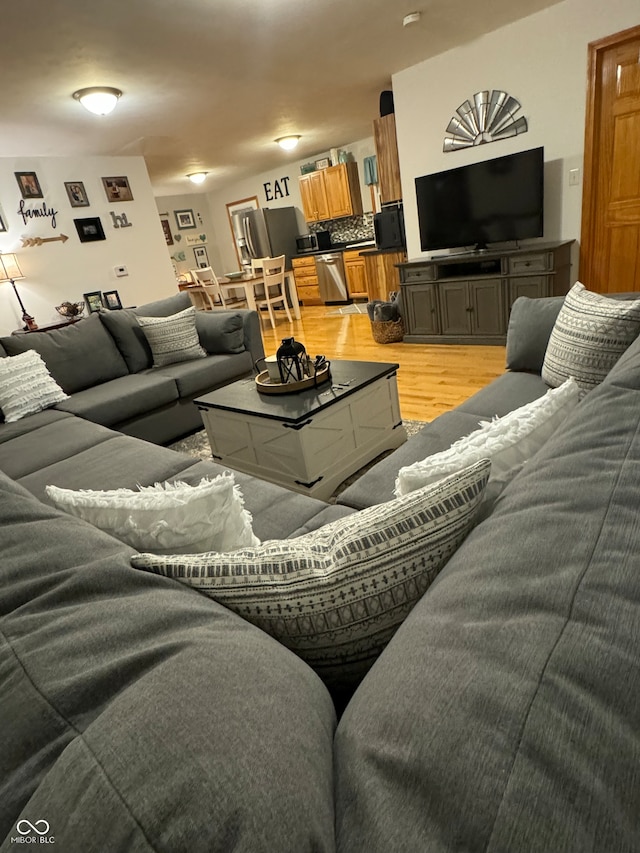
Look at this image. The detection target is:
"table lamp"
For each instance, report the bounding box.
[0,253,38,330]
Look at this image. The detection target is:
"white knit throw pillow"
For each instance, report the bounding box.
[0,350,68,423]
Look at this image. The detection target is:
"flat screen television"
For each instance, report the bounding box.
[415,146,544,253]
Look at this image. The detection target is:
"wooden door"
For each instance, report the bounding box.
[324,165,352,218]
[580,25,640,292]
[469,279,505,336]
[373,114,403,204]
[299,171,329,222]
[439,281,471,335]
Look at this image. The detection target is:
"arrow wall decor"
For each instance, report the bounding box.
[21,234,69,248]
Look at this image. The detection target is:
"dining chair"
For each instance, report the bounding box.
[190,267,249,310]
[251,255,292,328]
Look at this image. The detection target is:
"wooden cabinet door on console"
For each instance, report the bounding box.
[405,284,440,335]
[470,279,505,336]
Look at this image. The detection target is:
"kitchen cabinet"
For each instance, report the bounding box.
[373,113,402,205]
[291,255,322,305]
[362,249,407,302]
[399,241,574,344]
[343,250,369,299]
[299,162,362,223]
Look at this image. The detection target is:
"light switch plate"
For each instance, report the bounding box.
[569,168,580,186]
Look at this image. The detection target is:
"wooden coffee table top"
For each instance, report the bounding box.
[195,359,399,425]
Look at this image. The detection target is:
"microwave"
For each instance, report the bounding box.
[374,206,405,250]
[295,230,332,253]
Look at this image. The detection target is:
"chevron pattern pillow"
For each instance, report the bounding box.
[542,283,640,391]
[137,306,207,367]
[132,460,490,689]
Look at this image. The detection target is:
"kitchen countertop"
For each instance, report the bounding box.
[293,240,376,259]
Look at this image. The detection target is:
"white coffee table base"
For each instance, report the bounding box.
[200,373,406,500]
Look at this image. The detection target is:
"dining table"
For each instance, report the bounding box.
[178,271,301,320]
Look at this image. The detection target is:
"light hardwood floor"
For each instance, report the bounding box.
[259,305,507,422]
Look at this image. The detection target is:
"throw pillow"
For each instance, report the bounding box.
[0,350,68,423]
[541,282,640,391]
[45,474,259,555]
[131,460,490,686]
[137,306,207,367]
[195,311,246,354]
[395,379,581,507]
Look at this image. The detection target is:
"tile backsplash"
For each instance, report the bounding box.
[310,214,374,244]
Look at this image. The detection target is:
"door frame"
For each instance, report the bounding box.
[580,24,640,285]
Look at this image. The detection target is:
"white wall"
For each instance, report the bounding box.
[0,156,175,336]
[154,193,224,281]
[393,0,640,264]
[155,136,376,275]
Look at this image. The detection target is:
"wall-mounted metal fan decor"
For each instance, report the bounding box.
[443,90,528,152]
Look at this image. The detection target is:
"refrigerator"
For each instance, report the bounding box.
[231,206,299,272]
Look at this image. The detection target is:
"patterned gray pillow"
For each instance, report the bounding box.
[137,306,207,367]
[541,283,640,391]
[132,459,490,689]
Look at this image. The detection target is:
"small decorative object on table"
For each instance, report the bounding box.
[55,301,85,321]
[255,337,331,395]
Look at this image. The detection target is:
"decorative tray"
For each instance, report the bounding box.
[255,364,331,395]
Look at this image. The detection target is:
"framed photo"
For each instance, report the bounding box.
[225,196,259,266]
[15,171,43,199]
[159,215,174,245]
[102,176,134,202]
[74,216,106,243]
[174,209,196,230]
[315,158,331,170]
[64,181,90,208]
[0,212,6,233]
[193,245,209,268]
[83,291,104,313]
[103,289,123,310]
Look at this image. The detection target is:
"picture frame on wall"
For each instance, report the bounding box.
[159,215,174,245]
[15,171,43,200]
[102,176,134,202]
[315,158,331,170]
[64,181,90,208]
[193,245,209,268]
[103,290,123,310]
[74,216,106,243]
[83,291,104,313]
[174,209,196,230]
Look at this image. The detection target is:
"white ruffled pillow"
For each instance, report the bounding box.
[395,378,581,501]
[0,349,68,423]
[45,474,259,554]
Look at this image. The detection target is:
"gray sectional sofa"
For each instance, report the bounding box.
[3,291,640,852]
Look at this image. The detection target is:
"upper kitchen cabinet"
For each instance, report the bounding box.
[373,113,402,205]
[299,170,329,222]
[299,162,363,223]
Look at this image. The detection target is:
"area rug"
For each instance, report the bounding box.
[169,420,427,500]
[325,303,369,316]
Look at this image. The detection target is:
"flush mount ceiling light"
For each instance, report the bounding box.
[72,87,122,116]
[187,172,208,184]
[275,135,301,151]
[402,11,421,26]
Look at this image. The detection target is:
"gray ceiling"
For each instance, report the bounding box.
[2,0,564,196]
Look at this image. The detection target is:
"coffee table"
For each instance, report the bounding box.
[195,360,406,500]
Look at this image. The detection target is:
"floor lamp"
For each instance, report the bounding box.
[0,253,38,331]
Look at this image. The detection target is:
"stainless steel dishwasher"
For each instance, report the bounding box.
[315,252,349,303]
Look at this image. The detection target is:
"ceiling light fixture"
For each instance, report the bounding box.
[187,172,208,184]
[72,87,122,116]
[275,135,301,151]
[403,11,421,26]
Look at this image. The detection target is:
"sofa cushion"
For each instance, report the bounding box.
[0,470,336,853]
[541,282,640,391]
[98,307,153,373]
[152,351,253,398]
[195,311,246,354]
[1,313,129,393]
[0,408,73,446]
[506,295,564,373]
[335,375,640,853]
[138,306,207,367]
[0,341,6,358]
[0,349,68,423]
[395,379,581,509]
[46,474,259,555]
[54,372,179,427]
[132,460,490,692]
[456,369,550,417]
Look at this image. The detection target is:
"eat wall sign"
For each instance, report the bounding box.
[263,176,291,202]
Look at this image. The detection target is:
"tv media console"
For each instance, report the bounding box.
[398,241,574,345]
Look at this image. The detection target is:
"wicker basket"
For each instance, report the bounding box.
[370,317,405,344]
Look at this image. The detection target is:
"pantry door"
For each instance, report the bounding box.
[580,25,640,292]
